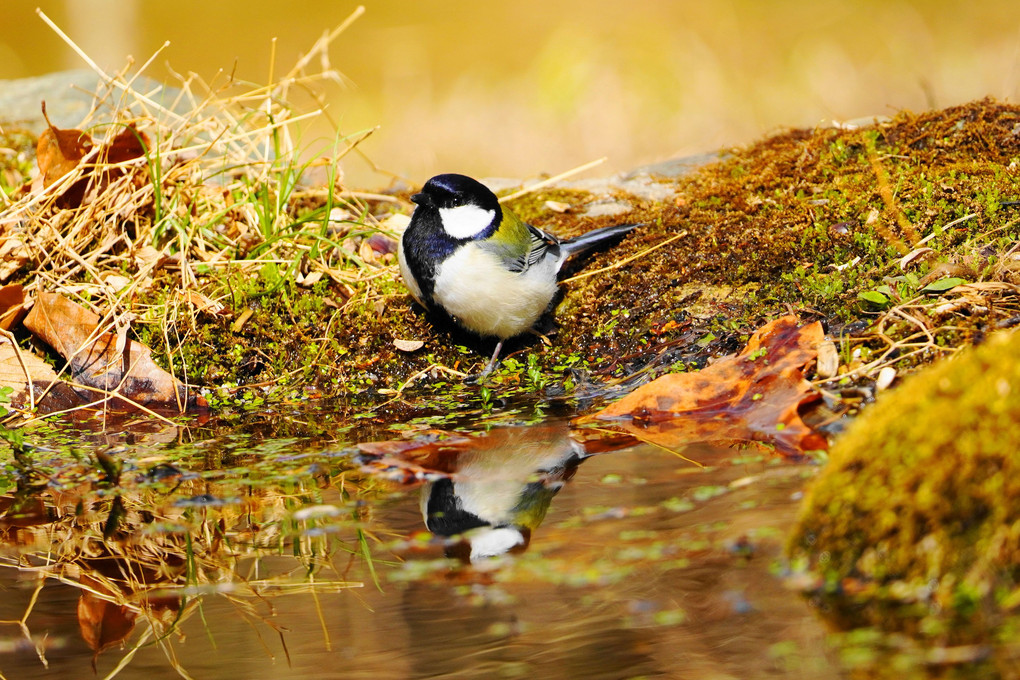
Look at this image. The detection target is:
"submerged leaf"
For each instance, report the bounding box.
[584,315,828,455]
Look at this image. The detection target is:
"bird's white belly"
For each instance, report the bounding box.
[434,245,558,339]
[397,237,425,305]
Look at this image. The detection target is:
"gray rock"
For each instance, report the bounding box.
[0,69,182,133]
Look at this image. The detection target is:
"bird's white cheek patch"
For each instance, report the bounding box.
[439,205,495,239]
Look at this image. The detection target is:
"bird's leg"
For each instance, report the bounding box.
[480,340,504,377]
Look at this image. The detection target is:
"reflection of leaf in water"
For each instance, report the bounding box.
[355,424,637,483]
[585,315,828,455]
[356,430,476,482]
[77,573,137,662]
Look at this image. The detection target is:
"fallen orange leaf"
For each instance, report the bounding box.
[34,106,149,209]
[583,315,828,455]
[23,292,201,410]
[103,123,149,164]
[0,283,25,330]
[36,102,93,207]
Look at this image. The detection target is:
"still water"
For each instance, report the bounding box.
[0,415,845,679]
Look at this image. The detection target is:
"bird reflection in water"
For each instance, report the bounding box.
[357,420,634,561]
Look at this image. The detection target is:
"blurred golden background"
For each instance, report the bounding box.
[2,0,1019,187]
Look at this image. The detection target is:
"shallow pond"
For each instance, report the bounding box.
[0,409,986,678]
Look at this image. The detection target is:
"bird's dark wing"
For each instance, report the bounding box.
[478,222,562,273]
[505,225,561,273]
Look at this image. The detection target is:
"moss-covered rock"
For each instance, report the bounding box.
[788,328,1020,639]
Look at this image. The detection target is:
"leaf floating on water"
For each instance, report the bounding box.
[356,431,476,483]
[583,315,828,456]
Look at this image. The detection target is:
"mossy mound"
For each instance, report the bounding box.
[3,98,1020,406]
[788,329,1020,639]
[314,98,1020,395]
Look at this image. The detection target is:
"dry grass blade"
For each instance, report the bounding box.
[0,10,405,417]
[498,157,607,203]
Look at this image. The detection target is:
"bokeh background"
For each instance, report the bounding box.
[2,0,1019,187]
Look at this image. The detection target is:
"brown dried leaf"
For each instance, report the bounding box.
[0,283,25,330]
[393,338,424,352]
[103,123,149,164]
[0,334,59,395]
[35,110,149,209]
[36,102,93,189]
[585,315,828,455]
[23,292,196,409]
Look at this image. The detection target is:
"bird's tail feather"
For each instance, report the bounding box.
[560,223,638,257]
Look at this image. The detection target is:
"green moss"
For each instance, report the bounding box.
[788,329,1020,639]
[6,99,1020,407]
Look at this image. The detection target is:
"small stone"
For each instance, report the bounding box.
[582,200,632,218]
[875,366,897,391]
[816,340,840,379]
[394,339,424,352]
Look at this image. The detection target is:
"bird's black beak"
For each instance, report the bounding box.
[411,192,426,206]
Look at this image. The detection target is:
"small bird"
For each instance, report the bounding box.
[398,173,636,374]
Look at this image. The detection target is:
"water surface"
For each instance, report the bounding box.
[0,416,844,679]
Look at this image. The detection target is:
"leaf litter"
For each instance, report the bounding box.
[579,315,828,456]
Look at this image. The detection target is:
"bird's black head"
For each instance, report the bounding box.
[412,173,500,213]
[401,173,502,305]
[410,173,501,241]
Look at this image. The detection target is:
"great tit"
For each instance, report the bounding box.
[398,173,637,374]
